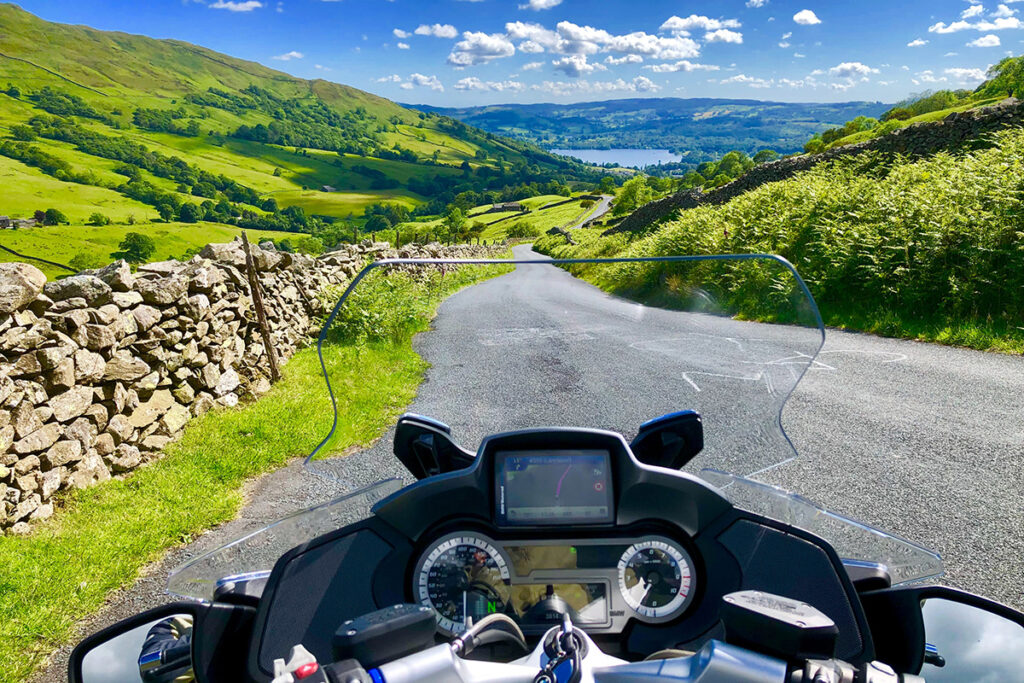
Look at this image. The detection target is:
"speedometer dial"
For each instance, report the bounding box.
[618,537,695,620]
[416,533,511,634]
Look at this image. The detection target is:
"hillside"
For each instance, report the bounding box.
[410,97,890,163]
[535,124,1024,354]
[0,3,592,269]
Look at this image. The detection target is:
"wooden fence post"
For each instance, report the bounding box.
[241,231,281,383]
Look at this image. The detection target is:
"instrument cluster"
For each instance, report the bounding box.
[413,531,698,636]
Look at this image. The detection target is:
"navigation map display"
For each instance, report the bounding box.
[495,450,613,525]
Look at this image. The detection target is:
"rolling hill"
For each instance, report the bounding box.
[410,97,892,163]
[0,3,592,269]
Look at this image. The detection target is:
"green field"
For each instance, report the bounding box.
[0,221,289,279]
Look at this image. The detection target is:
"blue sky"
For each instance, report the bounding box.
[13,0,1022,106]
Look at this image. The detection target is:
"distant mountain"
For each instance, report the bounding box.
[409,97,891,163]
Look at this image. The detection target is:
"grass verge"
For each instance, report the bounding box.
[0,260,509,683]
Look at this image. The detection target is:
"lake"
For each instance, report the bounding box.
[550,148,682,168]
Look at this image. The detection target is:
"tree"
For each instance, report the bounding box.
[983,56,1024,98]
[116,232,155,263]
[612,176,653,216]
[5,83,20,98]
[33,210,46,223]
[444,207,465,237]
[10,125,35,141]
[598,176,617,194]
[69,252,105,271]
[43,208,67,226]
[295,236,324,255]
[156,203,175,222]
[753,149,780,164]
[262,197,279,213]
[87,212,111,226]
[178,203,201,223]
[804,136,825,155]
[365,214,391,233]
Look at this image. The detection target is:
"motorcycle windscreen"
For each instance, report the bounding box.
[308,254,824,482]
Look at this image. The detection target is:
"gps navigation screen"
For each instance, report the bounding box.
[495,450,613,525]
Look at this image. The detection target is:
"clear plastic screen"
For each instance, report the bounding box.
[168,252,941,601]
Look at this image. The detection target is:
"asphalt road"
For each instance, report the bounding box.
[43,246,1024,679]
[570,194,613,228]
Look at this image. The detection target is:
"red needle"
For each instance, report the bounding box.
[555,464,572,498]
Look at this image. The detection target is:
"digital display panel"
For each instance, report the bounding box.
[495,450,613,525]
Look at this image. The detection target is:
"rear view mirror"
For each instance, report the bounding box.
[393,413,475,480]
[630,410,704,469]
[70,602,255,683]
[72,606,196,683]
[863,585,1024,680]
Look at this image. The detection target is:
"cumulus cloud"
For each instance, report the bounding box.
[659,15,742,36]
[962,3,985,18]
[397,42,410,49]
[447,31,516,66]
[793,9,821,25]
[551,54,607,76]
[272,50,303,60]
[644,60,720,73]
[532,76,660,95]
[453,77,524,91]
[946,67,988,81]
[914,70,946,84]
[828,61,878,78]
[505,20,701,60]
[929,16,1022,33]
[967,34,1001,46]
[706,29,743,43]
[375,74,403,83]
[393,28,411,38]
[415,23,458,38]
[605,54,644,65]
[992,4,1017,18]
[720,73,772,88]
[209,0,263,10]
[519,0,562,9]
[407,73,444,91]
[522,61,545,70]
[746,0,768,7]
[908,38,928,47]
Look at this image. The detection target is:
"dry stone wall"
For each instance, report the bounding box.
[609,97,1024,235]
[0,239,493,534]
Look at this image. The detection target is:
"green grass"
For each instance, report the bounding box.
[0,221,289,279]
[0,260,509,683]
[536,132,1024,355]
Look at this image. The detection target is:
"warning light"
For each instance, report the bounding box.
[594,482,604,492]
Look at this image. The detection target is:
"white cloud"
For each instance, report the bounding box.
[209,0,263,10]
[720,73,772,88]
[928,16,1022,32]
[794,52,806,58]
[968,34,1001,46]
[314,64,329,71]
[793,9,821,25]
[532,76,660,95]
[397,42,410,49]
[393,28,411,39]
[644,60,719,73]
[408,73,444,91]
[944,51,960,56]
[551,54,607,76]
[778,41,790,48]
[782,32,792,39]
[604,31,701,60]
[962,3,985,18]
[605,54,644,65]
[706,29,743,43]
[272,50,303,60]
[519,0,562,9]
[946,66,988,81]
[908,38,929,47]
[828,61,877,78]
[914,69,947,84]
[447,31,516,66]
[992,4,1017,18]
[746,0,768,7]
[415,23,458,38]
[660,15,742,36]
[453,77,524,91]
[522,61,545,70]
[375,74,403,83]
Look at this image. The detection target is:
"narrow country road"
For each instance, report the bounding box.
[40,245,1024,679]
[570,193,613,228]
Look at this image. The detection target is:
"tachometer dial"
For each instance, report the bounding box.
[617,537,695,620]
[416,533,511,634]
